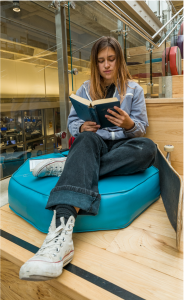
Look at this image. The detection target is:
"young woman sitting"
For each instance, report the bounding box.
[19,36,156,281]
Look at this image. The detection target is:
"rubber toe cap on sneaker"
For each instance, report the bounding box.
[19,259,63,280]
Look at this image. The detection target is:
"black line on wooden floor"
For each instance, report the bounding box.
[1,229,145,300]
[1,229,39,253]
[64,264,145,300]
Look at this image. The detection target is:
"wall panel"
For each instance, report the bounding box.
[145,100,183,175]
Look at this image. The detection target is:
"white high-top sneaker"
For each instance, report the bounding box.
[19,212,75,281]
[32,157,66,177]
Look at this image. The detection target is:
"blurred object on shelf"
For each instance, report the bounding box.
[55,131,67,139]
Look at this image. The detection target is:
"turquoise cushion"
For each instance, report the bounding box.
[8,152,160,233]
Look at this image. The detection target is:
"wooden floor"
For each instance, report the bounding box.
[0,195,183,300]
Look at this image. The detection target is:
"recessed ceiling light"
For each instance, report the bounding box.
[13,1,20,12]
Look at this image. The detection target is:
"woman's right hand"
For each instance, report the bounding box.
[80,121,101,133]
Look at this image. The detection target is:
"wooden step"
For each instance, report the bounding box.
[0,199,183,300]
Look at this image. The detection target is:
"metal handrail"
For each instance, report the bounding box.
[107,0,153,41]
[106,0,184,40]
[96,0,183,49]
[152,6,184,39]
[158,16,184,47]
[97,0,158,48]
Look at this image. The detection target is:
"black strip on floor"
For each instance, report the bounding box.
[65,264,145,300]
[1,229,39,253]
[1,229,145,300]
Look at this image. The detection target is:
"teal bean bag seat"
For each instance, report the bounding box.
[8,151,160,233]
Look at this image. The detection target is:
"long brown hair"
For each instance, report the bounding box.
[89,36,132,102]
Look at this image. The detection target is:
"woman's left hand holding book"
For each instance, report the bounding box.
[79,121,101,133]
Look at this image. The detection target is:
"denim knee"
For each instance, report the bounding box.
[74,131,107,156]
[79,131,98,141]
[76,131,104,148]
[143,138,156,155]
[140,138,157,164]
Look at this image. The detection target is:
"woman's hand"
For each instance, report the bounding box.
[105,106,135,130]
[80,121,101,133]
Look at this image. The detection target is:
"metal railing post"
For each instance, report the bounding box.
[54,1,70,149]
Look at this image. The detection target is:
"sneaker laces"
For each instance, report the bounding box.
[36,221,74,259]
[45,161,65,177]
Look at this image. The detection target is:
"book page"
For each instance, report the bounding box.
[70,94,118,107]
[69,94,90,106]
[93,97,118,106]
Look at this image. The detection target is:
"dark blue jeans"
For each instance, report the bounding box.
[46,131,157,215]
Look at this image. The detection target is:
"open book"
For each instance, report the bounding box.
[69,94,120,128]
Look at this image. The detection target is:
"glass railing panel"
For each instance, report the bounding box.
[155,15,183,47]
[126,26,151,98]
[0,1,61,179]
[2,0,182,178]
[154,17,183,99]
[169,19,180,45]
[68,1,180,99]
[151,44,165,98]
[70,59,91,94]
[67,0,122,94]
[67,1,183,102]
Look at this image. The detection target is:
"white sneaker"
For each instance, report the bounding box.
[32,157,66,177]
[19,212,75,281]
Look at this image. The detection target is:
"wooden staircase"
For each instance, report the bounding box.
[1,195,183,300]
[1,74,183,300]
[1,97,183,299]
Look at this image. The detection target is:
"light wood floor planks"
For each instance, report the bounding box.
[1,258,73,300]
[73,229,119,250]
[0,196,183,300]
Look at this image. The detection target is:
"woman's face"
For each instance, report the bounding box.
[97,47,116,85]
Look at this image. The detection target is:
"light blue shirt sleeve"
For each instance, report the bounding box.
[123,87,148,138]
[67,85,86,137]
